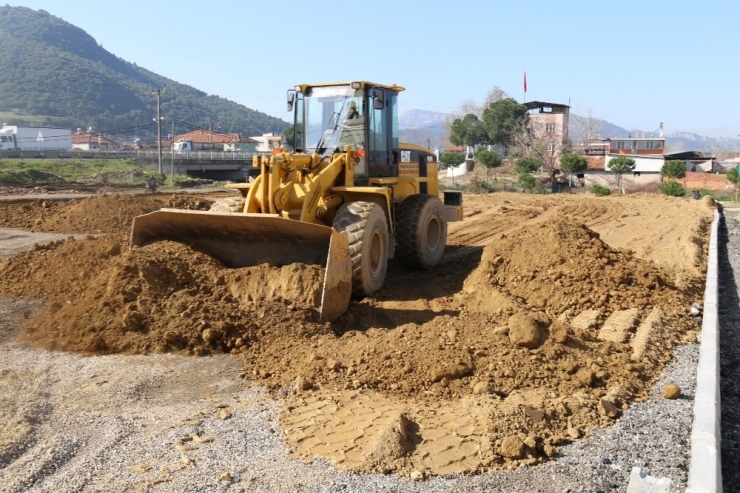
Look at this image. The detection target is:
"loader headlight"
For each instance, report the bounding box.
[351,82,361,89]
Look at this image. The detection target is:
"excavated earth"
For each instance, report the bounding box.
[0,191,715,482]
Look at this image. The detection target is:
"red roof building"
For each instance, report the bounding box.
[71,131,122,150]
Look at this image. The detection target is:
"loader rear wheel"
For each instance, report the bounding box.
[209,197,246,213]
[333,201,389,297]
[396,194,447,269]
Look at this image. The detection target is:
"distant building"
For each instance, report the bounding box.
[249,133,283,153]
[166,129,259,152]
[0,125,71,151]
[524,101,570,154]
[71,130,122,150]
[579,137,667,191]
[607,137,665,156]
[223,136,259,153]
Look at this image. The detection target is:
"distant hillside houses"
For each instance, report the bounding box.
[71,129,122,150]
[166,129,282,153]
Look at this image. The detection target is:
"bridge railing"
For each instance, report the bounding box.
[0,149,272,161]
[137,150,270,161]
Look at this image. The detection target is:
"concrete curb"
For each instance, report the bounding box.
[686,209,722,493]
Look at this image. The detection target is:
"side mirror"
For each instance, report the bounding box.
[373,89,384,110]
[287,90,296,111]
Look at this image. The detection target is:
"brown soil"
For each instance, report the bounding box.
[0,192,715,477]
[0,193,212,233]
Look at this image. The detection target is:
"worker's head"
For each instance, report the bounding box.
[349,101,357,112]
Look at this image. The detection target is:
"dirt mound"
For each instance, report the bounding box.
[463,218,698,317]
[0,194,212,233]
[269,218,704,475]
[0,192,713,477]
[4,238,329,355]
[0,234,128,301]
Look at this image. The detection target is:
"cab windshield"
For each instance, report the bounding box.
[303,86,364,155]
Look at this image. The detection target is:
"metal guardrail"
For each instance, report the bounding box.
[0,149,271,161]
[136,150,270,161]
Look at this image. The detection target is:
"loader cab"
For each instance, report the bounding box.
[288,82,401,185]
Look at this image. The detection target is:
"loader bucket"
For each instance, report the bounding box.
[130,209,352,321]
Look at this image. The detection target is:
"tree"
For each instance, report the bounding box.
[515,156,541,174]
[481,98,528,147]
[481,86,508,111]
[511,119,573,181]
[517,172,536,192]
[449,114,488,148]
[560,153,588,186]
[659,180,686,197]
[607,156,636,194]
[727,166,740,200]
[475,149,501,181]
[569,107,604,148]
[661,160,686,179]
[439,152,465,169]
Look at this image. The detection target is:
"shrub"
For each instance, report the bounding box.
[515,156,540,174]
[517,172,536,191]
[439,152,465,169]
[661,160,686,179]
[659,180,686,197]
[590,184,611,196]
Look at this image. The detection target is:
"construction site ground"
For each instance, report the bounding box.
[0,190,717,492]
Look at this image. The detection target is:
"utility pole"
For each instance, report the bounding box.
[171,120,175,183]
[152,85,166,174]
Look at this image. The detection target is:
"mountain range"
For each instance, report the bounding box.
[399,110,740,156]
[0,6,288,141]
[1,6,735,155]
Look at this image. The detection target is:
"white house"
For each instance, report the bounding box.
[249,133,283,153]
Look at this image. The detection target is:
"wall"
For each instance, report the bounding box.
[680,171,733,191]
[583,171,661,190]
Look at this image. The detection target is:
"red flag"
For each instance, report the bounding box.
[523,70,527,93]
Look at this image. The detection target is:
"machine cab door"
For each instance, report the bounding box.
[366,87,399,179]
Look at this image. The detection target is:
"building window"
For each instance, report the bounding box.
[546,123,556,133]
[546,142,555,152]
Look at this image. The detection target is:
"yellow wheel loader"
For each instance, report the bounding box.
[131,81,463,321]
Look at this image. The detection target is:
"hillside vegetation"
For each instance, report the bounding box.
[0,6,288,140]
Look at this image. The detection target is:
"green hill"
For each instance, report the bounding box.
[0,6,288,141]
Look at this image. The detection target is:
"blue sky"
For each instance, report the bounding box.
[10,1,740,140]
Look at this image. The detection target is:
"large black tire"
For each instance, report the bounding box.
[209,197,246,213]
[396,194,447,269]
[333,201,389,297]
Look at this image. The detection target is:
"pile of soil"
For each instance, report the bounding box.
[2,237,330,355]
[0,194,211,233]
[0,192,714,477]
[271,218,704,475]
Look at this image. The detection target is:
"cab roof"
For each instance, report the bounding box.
[295,81,405,93]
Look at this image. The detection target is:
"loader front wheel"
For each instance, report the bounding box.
[209,197,246,213]
[333,202,389,297]
[396,194,447,269]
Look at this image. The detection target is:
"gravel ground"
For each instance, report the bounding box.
[720,210,740,489]
[0,210,721,492]
[0,311,699,493]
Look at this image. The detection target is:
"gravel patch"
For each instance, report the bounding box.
[0,303,699,493]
